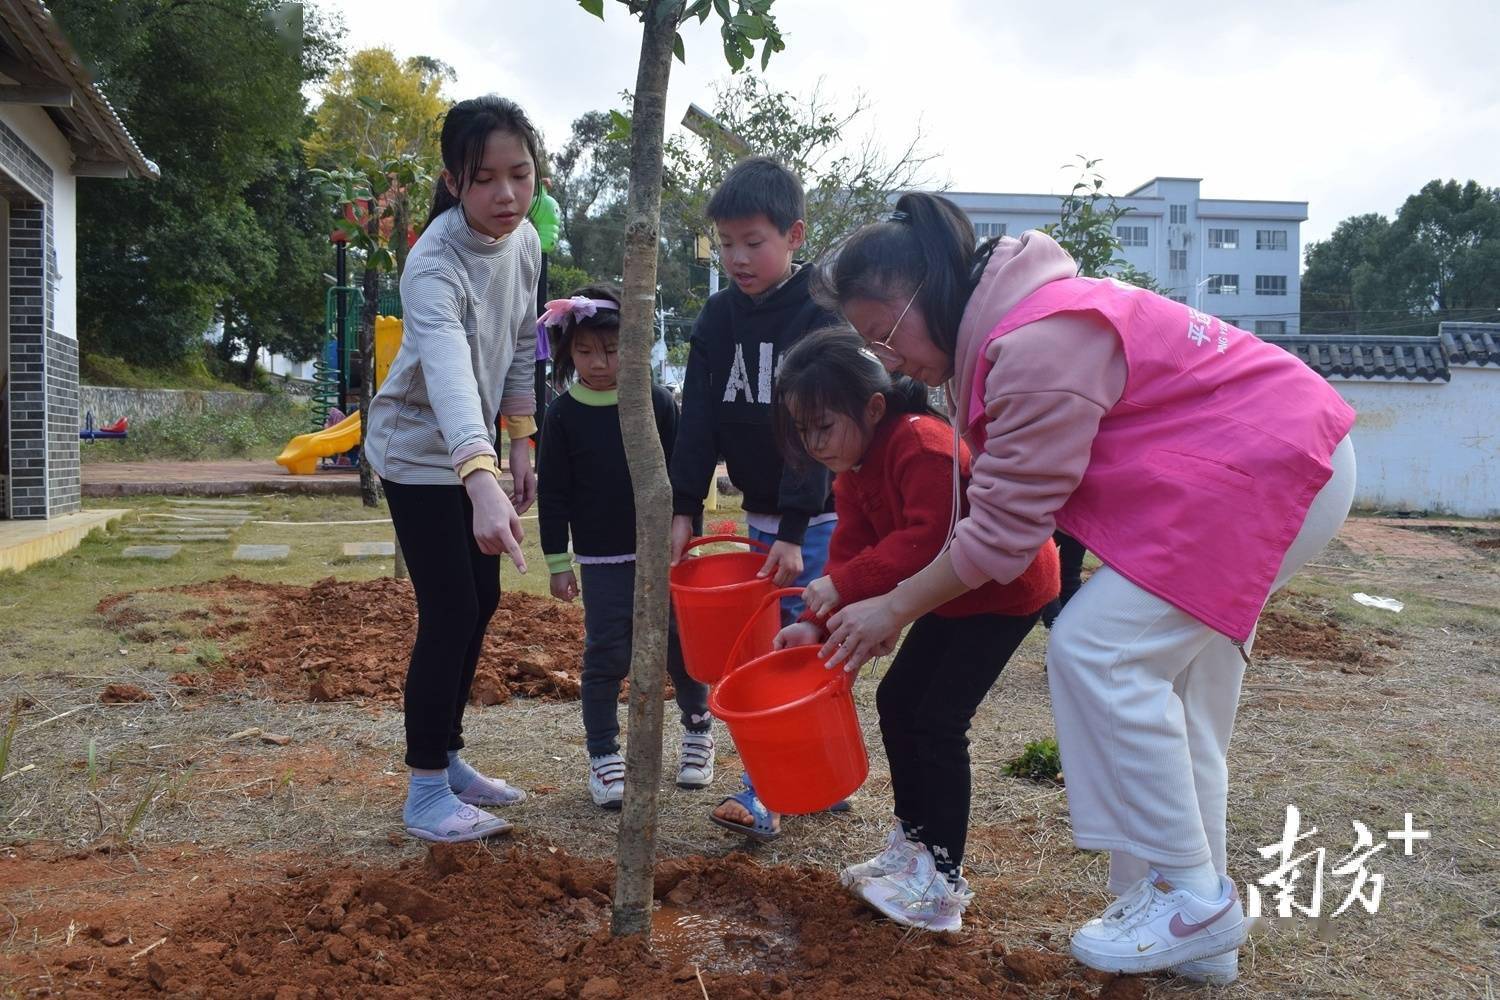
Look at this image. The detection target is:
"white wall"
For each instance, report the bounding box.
[1330,369,1500,517]
[0,105,77,342]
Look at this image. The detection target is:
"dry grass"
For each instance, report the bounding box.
[0,499,1497,997]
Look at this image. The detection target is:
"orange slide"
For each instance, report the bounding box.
[275,411,361,476]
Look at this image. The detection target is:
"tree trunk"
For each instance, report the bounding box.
[242,329,261,386]
[611,0,685,940]
[392,193,411,577]
[358,253,381,508]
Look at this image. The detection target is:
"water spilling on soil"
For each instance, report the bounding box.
[650,901,793,974]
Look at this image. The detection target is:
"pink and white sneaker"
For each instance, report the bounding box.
[839,820,921,888]
[1069,872,1246,975]
[855,844,973,933]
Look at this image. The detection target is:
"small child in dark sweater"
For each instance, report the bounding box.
[537,285,714,810]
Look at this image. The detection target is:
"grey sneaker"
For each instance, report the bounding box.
[676,731,715,789]
[840,821,921,887]
[588,753,625,810]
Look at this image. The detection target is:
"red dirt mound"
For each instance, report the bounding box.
[1,844,1134,999]
[99,577,591,705]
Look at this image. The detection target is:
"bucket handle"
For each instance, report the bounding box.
[723,586,804,680]
[681,534,771,558]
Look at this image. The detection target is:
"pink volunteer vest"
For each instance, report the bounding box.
[968,277,1355,642]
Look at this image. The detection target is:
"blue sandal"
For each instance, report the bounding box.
[710,774,780,843]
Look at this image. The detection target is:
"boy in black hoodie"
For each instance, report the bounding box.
[669,157,838,841]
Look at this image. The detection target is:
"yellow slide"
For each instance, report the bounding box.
[276,410,361,476]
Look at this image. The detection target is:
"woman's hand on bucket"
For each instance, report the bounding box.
[821,596,901,672]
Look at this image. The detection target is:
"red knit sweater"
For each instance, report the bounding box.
[809,412,1060,621]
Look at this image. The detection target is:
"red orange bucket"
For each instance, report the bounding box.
[709,588,868,815]
[669,535,780,684]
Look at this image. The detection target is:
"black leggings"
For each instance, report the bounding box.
[384,479,501,770]
[876,610,1039,873]
[1041,531,1088,627]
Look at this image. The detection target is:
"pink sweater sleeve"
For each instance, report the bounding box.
[948,314,1127,589]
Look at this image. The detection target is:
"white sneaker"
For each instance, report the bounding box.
[839,821,921,888]
[588,753,625,810]
[1069,872,1247,975]
[1171,949,1239,984]
[856,844,973,933]
[676,731,715,789]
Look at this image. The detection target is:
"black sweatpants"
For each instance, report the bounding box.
[384,479,501,770]
[579,562,709,757]
[875,610,1040,873]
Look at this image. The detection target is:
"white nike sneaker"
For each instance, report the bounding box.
[1069,872,1247,975]
[676,730,715,789]
[839,821,921,888]
[588,753,625,810]
[1171,949,1239,984]
[856,844,973,933]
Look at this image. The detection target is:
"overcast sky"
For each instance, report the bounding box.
[314,0,1498,252]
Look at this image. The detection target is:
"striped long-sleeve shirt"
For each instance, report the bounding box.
[364,206,540,485]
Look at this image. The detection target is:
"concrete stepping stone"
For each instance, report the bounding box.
[342,541,394,558]
[168,509,252,521]
[124,526,231,536]
[170,499,262,509]
[233,544,289,562]
[152,533,233,543]
[122,545,182,560]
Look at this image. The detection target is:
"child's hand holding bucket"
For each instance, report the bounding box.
[773,621,823,650]
[802,575,840,618]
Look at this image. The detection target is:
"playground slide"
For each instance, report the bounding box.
[276,411,361,476]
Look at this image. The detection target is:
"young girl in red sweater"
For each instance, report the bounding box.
[772,328,1059,932]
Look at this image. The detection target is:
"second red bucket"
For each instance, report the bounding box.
[669,535,779,685]
[709,588,869,815]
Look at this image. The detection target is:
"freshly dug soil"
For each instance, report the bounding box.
[1,843,1133,999]
[1255,607,1394,673]
[99,577,592,705]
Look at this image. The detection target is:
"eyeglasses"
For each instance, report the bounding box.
[865,282,923,371]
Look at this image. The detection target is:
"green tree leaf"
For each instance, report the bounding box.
[579,0,605,19]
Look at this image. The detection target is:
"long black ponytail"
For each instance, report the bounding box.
[429,95,544,222]
[773,326,942,468]
[812,192,996,358]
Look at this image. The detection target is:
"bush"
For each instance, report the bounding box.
[82,396,310,463]
[1005,737,1064,785]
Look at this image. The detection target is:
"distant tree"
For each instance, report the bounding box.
[1302,181,1500,335]
[304,48,451,171]
[51,0,342,367]
[1301,213,1393,332]
[218,132,335,381]
[663,74,940,258]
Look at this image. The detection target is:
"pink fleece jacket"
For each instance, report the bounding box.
[946,232,1125,592]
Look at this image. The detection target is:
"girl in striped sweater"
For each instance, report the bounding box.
[771,328,1059,932]
[364,96,539,843]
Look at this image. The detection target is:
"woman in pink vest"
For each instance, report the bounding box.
[814,192,1356,984]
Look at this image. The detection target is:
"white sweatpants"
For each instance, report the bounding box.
[1046,437,1356,893]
